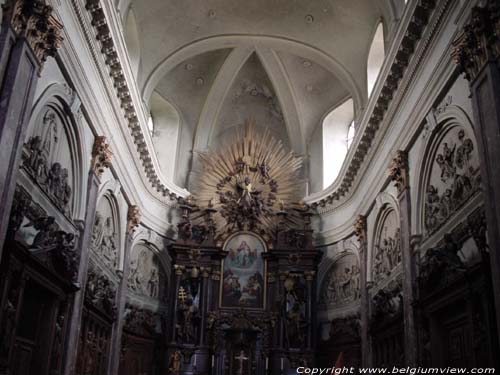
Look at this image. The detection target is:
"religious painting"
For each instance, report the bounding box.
[220,232,266,309]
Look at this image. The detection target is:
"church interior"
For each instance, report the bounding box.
[0,0,499,374]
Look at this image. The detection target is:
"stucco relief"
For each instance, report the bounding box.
[91,198,119,270]
[373,210,401,283]
[320,253,360,306]
[23,109,73,215]
[424,127,480,234]
[128,245,163,299]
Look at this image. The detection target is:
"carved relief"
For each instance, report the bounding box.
[85,265,117,319]
[128,246,164,300]
[23,109,74,215]
[91,136,112,177]
[388,150,409,194]
[320,254,360,306]
[371,279,403,325]
[91,212,118,269]
[424,127,480,234]
[373,210,401,283]
[123,303,164,337]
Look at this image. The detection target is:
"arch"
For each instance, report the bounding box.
[149,91,181,181]
[141,35,364,116]
[26,83,86,221]
[415,106,481,236]
[322,98,355,189]
[124,6,141,77]
[367,21,385,98]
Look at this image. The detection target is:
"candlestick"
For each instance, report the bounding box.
[266,357,269,370]
[281,357,283,370]
[212,355,215,367]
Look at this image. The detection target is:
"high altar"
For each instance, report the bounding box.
[166,124,321,374]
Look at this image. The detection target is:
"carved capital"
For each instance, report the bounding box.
[304,270,316,281]
[354,215,367,244]
[452,0,500,82]
[127,205,141,234]
[6,0,64,68]
[388,150,409,194]
[174,264,186,276]
[91,136,113,176]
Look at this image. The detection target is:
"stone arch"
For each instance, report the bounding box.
[415,105,481,236]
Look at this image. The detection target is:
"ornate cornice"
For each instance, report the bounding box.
[84,0,178,201]
[310,0,446,213]
[91,135,112,177]
[127,205,141,234]
[388,150,409,195]
[353,215,367,245]
[6,0,63,68]
[452,0,500,82]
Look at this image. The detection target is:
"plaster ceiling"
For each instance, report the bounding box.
[120,0,403,189]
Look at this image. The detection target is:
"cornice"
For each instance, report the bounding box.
[306,0,450,214]
[82,0,188,203]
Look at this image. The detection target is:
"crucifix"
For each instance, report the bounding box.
[234,350,249,375]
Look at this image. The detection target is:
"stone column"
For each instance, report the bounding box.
[108,205,141,375]
[0,0,63,259]
[63,137,112,375]
[452,0,500,340]
[354,215,370,367]
[389,150,417,366]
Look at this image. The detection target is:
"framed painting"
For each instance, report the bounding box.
[220,232,266,309]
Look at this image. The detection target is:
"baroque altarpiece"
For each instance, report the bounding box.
[166,125,321,375]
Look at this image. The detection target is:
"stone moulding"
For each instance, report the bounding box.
[84,0,178,201]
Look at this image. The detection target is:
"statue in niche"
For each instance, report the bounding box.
[148,267,159,298]
[128,249,161,298]
[424,128,479,233]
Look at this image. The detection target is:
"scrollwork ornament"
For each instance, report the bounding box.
[7,0,64,69]
[388,150,409,194]
[91,136,113,177]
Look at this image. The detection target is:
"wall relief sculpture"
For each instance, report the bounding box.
[424,127,480,234]
[91,200,118,270]
[85,265,117,319]
[123,303,164,337]
[22,109,73,214]
[373,210,401,282]
[128,245,164,300]
[371,279,403,326]
[320,253,360,306]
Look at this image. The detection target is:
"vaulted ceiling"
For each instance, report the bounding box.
[117,0,404,190]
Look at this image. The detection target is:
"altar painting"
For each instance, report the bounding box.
[220,233,266,309]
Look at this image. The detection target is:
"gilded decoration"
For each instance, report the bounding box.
[186,120,307,242]
[7,0,63,67]
[91,136,112,177]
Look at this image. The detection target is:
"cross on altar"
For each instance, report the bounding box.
[235,350,249,375]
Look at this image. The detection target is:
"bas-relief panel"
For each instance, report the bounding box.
[373,210,401,283]
[22,107,74,216]
[91,198,119,271]
[320,253,360,307]
[424,126,480,235]
[128,245,165,301]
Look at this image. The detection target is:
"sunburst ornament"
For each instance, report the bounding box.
[192,120,306,240]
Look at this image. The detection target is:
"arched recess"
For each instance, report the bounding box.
[415,106,481,236]
[91,190,123,273]
[149,91,181,182]
[124,6,141,78]
[369,202,401,285]
[24,83,85,221]
[318,251,360,307]
[127,241,169,304]
[142,35,364,116]
[367,21,385,98]
[321,98,355,190]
